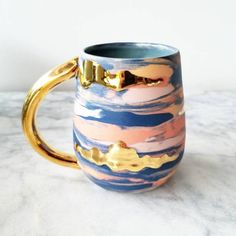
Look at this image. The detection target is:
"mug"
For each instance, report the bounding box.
[22,42,185,192]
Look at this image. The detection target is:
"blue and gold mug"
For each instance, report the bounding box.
[22,42,185,192]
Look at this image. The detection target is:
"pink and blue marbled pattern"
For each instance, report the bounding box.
[73,43,185,192]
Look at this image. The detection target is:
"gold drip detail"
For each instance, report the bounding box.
[77,60,168,91]
[75,141,178,172]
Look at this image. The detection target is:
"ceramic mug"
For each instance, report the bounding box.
[22,42,185,192]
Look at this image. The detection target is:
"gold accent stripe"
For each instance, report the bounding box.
[75,141,178,172]
[77,60,167,91]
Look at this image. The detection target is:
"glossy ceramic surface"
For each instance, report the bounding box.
[73,42,185,192]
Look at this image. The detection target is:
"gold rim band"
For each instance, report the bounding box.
[22,58,80,169]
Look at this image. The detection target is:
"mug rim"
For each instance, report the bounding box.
[82,42,179,61]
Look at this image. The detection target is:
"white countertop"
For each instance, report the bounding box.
[0,91,235,236]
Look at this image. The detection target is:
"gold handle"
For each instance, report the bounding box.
[22,58,80,169]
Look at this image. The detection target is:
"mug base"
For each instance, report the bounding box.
[85,168,177,193]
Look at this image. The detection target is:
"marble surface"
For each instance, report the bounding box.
[0,91,236,236]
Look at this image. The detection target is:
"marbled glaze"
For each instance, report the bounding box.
[0,92,235,236]
[74,46,185,192]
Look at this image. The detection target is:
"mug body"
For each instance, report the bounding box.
[73,42,185,192]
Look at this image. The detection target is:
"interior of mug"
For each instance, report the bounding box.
[84,42,178,59]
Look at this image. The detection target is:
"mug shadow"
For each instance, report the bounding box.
[133,151,221,198]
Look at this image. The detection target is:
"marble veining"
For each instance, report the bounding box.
[74,49,185,192]
[0,91,236,236]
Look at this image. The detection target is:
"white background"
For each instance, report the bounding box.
[0,0,235,94]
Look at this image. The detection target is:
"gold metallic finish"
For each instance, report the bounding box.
[22,57,177,171]
[75,141,178,172]
[77,60,166,91]
[22,58,80,169]
[178,107,185,116]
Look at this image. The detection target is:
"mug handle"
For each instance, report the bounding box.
[22,58,80,169]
